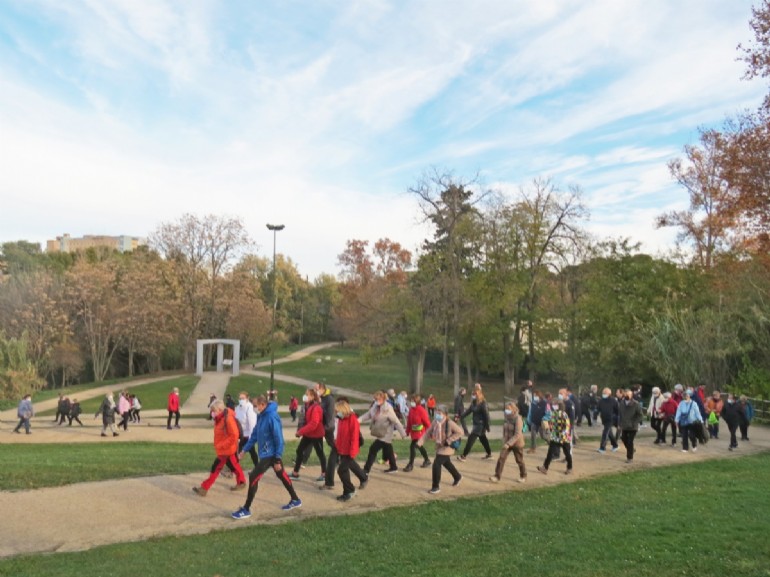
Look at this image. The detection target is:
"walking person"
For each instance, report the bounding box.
[596,387,619,454]
[317,382,339,490]
[403,394,432,472]
[13,394,34,434]
[193,400,246,496]
[457,389,492,461]
[618,388,644,463]
[289,388,327,480]
[289,396,298,422]
[117,391,131,431]
[334,397,368,501]
[675,390,703,452]
[95,393,119,437]
[235,391,259,467]
[526,390,548,454]
[537,399,573,476]
[722,393,741,451]
[166,387,181,430]
[659,391,679,446]
[68,399,83,426]
[360,390,407,474]
[489,402,526,484]
[417,405,463,494]
[705,391,724,439]
[57,396,71,426]
[453,388,469,435]
[426,394,436,419]
[738,395,754,441]
[647,387,665,444]
[130,395,142,424]
[231,395,302,519]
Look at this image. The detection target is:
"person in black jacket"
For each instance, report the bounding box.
[456,390,491,461]
[721,393,741,451]
[317,382,338,490]
[68,399,83,426]
[526,391,548,453]
[453,388,469,435]
[596,388,619,453]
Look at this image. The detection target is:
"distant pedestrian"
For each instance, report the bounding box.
[537,399,573,476]
[95,393,119,437]
[334,397,368,501]
[705,391,723,439]
[675,390,703,452]
[659,391,679,446]
[289,388,327,480]
[526,390,549,453]
[738,395,754,441]
[647,387,665,444]
[117,391,131,431]
[13,394,34,434]
[489,402,526,484]
[721,393,740,451]
[167,387,181,429]
[403,394,431,472]
[57,396,71,426]
[457,389,491,461]
[596,387,619,454]
[289,396,299,422]
[417,404,463,494]
[130,395,142,424]
[426,395,436,419]
[453,388,469,435]
[360,390,407,474]
[618,388,644,463]
[68,399,83,426]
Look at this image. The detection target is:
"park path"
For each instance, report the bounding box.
[0,421,768,557]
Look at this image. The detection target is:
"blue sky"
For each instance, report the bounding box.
[0,0,765,278]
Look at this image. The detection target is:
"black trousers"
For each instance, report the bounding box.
[337,455,367,495]
[293,436,326,474]
[543,441,572,470]
[167,410,180,427]
[408,439,430,465]
[620,429,637,460]
[462,432,491,457]
[238,436,259,467]
[243,457,298,510]
[364,439,396,472]
[323,428,339,487]
[661,419,677,444]
[432,454,461,489]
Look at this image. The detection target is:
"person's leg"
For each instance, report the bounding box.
[348,457,367,484]
[271,458,299,502]
[292,437,312,474]
[542,442,556,470]
[479,434,492,457]
[408,440,418,466]
[201,456,227,490]
[444,457,462,484]
[626,430,636,460]
[672,422,678,445]
[563,442,573,470]
[418,443,430,463]
[323,429,338,487]
[337,455,355,495]
[364,440,384,473]
[174,411,180,427]
[529,425,538,451]
[681,425,690,450]
[462,433,478,457]
[493,446,511,479]
[728,424,738,448]
[384,442,397,470]
[243,458,272,510]
[431,455,445,490]
[228,454,246,484]
[312,438,328,475]
[600,422,611,450]
[166,411,172,429]
[513,446,527,479]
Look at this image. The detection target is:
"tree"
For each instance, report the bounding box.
[0,332,44,399]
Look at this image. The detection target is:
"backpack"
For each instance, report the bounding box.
[225,408,244,438]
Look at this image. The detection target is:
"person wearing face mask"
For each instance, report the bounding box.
[647,387,665,444]
[235,391,259,467]
[316,382,339,491]
[360,390,407,474]
[489,402,526,484]
[453,388,469,435]
[618,388,644,463]
[417,404,463,494]
[526,390,548,454]
[289,396,299,422]
[193,400,246,496]
[426,394,437,419]
[687,387,708,445]
[596,387,619,454]
[334,397,368,501]
[675,389,704,452]
[403,394,432,472]
[705,391,724,439]
[457,389,492,462]
[231,395,302,518]
[537,400,573,476]
[289,388,327,480]
[397,391,409,427]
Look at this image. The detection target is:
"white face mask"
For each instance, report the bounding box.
[302,395,308,404]
[410,402,416,408]
[239,398,247,406]
[504,409,512,416]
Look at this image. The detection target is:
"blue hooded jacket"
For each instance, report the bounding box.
[242,401,284,459]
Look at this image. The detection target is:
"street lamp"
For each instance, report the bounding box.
[266,223,285,391]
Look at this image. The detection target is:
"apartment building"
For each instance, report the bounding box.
[46,234,146,254]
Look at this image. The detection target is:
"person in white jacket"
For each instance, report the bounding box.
[235,391,259,467]
[360,390,407,474]
[647,387,665,444]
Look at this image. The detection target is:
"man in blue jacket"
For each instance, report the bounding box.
[231,396,301,519]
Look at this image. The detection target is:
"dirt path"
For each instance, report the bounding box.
[1,419,767,558]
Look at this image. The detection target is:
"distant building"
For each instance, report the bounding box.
[46,234,146,254]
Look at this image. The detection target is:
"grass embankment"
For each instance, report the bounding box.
[0,452,767,577]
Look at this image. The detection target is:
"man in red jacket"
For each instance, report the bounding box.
[167,387,181,430]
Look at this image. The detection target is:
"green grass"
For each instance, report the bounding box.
[36,375,200,416]
[1,452,768,576]
[225,375,307,404]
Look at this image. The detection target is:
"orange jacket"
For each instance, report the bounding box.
[213,409,240,456]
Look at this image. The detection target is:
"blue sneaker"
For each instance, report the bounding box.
[231,507,251,520]
[282,499,302,511]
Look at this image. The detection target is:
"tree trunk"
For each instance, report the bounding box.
[453,341,461,396]
[503,330,515,397]
[442,323,450,385]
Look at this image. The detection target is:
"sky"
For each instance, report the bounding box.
[0,0,766,279]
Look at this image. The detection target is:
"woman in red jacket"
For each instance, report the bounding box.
[403,394,432,472]
[334,397,368,501]
[290,388,327,480]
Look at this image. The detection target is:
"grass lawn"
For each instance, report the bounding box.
[225,375,307,405]
[0,452,767,576]
[36,375,200,416]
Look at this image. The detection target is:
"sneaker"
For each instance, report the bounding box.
[282,499,302,510]
[101,433,107,437]
[112,433,119,437]
[728,446,734,451]
[537,466,548,475]
[315,474,326,482]
[318,484,334,491]
[526,448,536,454]
[174,425,181,429]
[692,447,698,452]
[489,476,500,483]
[192,486,208,497]
[336,492,355,502]
[289,472,300,479]
[681,449,688,453]
[625,459,633,464]
[402,463,414,473]
[231,482,246,491]
[482,454,493,460]
[611,447,619,452]
[166,426,172,430]
[565,469,573,475]
[231,507,251,520]
[597,448,606,454]
[456,455,466,462]
[359,478,368,490]
[452,475,463,487]
[428,487,441,494]
[383,467,398,474]
[421,459,432,468]
[517,477,526,483]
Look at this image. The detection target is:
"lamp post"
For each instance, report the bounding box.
[266,224,284,391]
